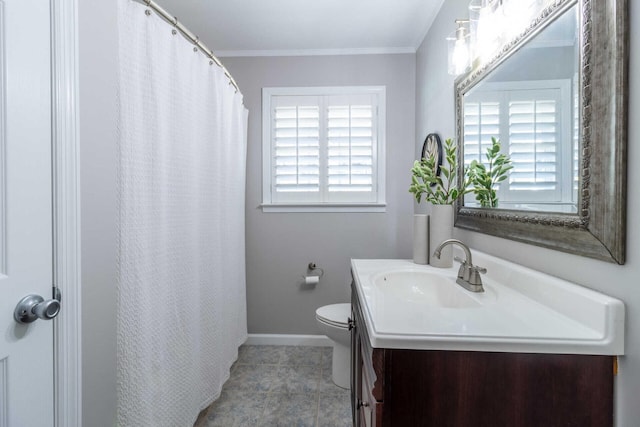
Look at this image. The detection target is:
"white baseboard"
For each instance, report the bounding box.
[245,334,332,347]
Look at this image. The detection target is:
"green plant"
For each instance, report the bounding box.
[409,138,468,205]
[466,137,513,208]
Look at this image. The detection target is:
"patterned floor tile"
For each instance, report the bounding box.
[204,390,269,427]
[260,393,319,427]
[319,362,349,394]
[280,345,324,367]
[321,347,333,371]
[318,392,353,427]
[273,365,322,393]
[223,364,280,393]
[237,345,283,365]
[194,345,351,427]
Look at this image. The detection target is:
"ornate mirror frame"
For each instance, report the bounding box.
[454,0,628,264]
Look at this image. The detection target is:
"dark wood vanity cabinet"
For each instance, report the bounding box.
[350,284,615,427]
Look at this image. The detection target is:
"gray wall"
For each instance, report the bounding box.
[79,0,118,424]
[223,55,416,334]
[416,0,640,425]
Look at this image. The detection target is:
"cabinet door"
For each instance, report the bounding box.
[350,297,361,426]
[359,356,377,427]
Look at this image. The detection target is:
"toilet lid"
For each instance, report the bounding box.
[316,303,351,327]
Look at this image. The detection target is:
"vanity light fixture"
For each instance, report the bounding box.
[470,0,551,64]
[475,0,504,62]
[447,19,471,76]
[449,0,555,76]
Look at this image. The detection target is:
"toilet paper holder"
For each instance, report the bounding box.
[307,262,324,277]
[302,262,324,285]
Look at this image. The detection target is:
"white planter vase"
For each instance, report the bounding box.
[412,214,429,264]
[429,204,454,268]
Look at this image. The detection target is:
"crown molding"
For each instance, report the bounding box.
[216,46,416,58]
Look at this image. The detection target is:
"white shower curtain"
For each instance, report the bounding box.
[116,1,248,425]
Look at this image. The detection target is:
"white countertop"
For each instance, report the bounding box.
[351,253,625,355]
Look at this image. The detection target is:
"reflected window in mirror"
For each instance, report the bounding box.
[463,81,576,212]
[461,4,579,213]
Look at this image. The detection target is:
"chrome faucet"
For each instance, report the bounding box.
[433,239,487,293]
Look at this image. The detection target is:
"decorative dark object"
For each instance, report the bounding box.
[421,133,442,184]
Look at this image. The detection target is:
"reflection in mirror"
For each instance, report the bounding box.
[462,4,579,212]
[454,0,628,264]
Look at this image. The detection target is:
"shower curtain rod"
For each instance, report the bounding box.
[135,0,241,94]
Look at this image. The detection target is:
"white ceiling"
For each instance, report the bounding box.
[154,0,445,57]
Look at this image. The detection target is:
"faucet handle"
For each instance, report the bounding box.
[467,264,487,288]
[471,265,487,274]
[454,256,467,265]
[453,256,468,280]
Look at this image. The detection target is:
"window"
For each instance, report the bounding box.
[262,87,386,212]
[463,80,575,210]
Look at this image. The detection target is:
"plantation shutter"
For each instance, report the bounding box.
[463,99,501,166]
[507,89,561,198]
[271,96,321,202]
[463,83,567,205]
[266,90,382,206]
[326,94,377,202]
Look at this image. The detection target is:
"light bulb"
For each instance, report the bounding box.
[453,38,470,75]
[477,2,506,62]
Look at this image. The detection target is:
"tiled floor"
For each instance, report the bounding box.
[195,345,352,427]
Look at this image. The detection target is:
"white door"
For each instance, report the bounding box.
[0,0,55,425]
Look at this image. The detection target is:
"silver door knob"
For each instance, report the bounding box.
[14,294,61,324]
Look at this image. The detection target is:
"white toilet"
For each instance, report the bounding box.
[315,303,351,389]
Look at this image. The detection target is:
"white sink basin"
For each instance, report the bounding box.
[351,252,625,355]
[373,270,488,309]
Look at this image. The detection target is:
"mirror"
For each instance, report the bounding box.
[455,0,628,264]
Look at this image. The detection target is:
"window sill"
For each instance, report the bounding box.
[260,203,387,213]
